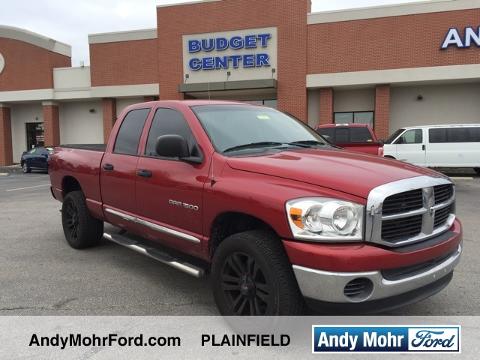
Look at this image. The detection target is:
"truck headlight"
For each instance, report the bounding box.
[286,198,364,242]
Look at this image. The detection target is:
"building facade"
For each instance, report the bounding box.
[1,0,480,165]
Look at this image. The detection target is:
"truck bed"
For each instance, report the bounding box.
[59,144,106,152]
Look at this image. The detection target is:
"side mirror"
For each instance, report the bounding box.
[155,135,190,159]
[155,135,203,164]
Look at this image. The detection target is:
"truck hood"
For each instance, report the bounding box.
[226,148,443,199]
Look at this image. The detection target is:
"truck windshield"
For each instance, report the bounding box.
[192,105,329,154]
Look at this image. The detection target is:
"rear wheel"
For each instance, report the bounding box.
[211,230,304,315]
[61,191,103,249]
[22,162,31,173]
[474,168,480,175]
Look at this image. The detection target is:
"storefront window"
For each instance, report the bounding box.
[334,111,374,127]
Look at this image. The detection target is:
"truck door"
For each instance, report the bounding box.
[393,128,426,166]
[100,108,150,224]
[134,107,209,256]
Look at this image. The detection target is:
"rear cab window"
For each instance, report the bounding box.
[113,108,150,155]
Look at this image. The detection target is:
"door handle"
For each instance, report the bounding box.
[422,145,426,151]
[137,169,152,178]
[103,163,114,171]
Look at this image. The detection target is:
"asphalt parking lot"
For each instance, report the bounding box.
[0,171,478,315]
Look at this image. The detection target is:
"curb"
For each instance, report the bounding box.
[0,166,22,174]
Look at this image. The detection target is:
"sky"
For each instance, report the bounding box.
[0,0,422,65]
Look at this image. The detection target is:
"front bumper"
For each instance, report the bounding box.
[293,244,461,304]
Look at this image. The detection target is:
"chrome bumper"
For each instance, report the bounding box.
[293,245,461,303]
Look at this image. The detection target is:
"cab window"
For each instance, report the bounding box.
[145,108,197,158]
[396,129,423,144]
[113,109,150,155]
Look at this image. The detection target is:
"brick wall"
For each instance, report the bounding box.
[308,8,480,74]
[0,106,13,165]
[43,104,60,146]
[157,0,310,121]
[318,88,334,125]
[375,85,390,139]
[0,38,70,91]
[102,98,117,143]
[90,39,158,86]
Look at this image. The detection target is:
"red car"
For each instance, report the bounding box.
[316,123,384,156]
[49,101,461,315]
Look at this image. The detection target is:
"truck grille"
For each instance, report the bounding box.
[434,184,454,204]
[366,177,455,247]
[382,189,423,215]
[382,215,423,242]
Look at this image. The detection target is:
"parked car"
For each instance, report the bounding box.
[49,101,461,315]
[316,124,384,156]
[383,124,480,174]
[20,146,53,173]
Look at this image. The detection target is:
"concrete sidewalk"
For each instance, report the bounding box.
[0,165,22,174]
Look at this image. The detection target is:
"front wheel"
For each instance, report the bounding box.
[211,230,304,316]
[61,191,103,249]
[22,162,31,173]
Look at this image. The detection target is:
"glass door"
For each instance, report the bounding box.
[25,123,44,150]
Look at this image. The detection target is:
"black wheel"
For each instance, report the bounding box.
[22,162,31,173]
[211,230,304,316]
[474,168,480,175]
[61,191,103,249]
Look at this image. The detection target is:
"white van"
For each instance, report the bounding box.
[383,124,480,174]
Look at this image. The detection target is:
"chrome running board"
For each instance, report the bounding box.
[103,232,205,278]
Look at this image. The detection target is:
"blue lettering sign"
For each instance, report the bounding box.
[188,40,201,53]
[186,32,273,71]
[441,26,480,49]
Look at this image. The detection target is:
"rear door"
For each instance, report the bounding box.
[134,107,209,256]
[394,128,426,166]
[100,108,150,225]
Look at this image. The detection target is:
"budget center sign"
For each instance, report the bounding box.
[182,27,277,84]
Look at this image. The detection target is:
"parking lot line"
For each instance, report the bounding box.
[5,184,50,192]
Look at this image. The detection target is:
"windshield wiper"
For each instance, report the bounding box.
[223,142,285,153]
[287,140,327,148]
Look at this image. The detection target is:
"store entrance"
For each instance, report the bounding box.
[25,123,45,150]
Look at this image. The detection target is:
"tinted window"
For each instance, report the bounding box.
[145,108,196,157]
[316,128,335,142]
[335,128,349,143]
[350,128,374,143]
[114,109,150,155]
[396,129,423,144]
[430,127,480,143]
[429,128,447,143]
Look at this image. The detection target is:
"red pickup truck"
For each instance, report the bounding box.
[316,124,384,156]
[49,101,462,315]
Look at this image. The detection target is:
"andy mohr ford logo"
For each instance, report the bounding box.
[312,326,460,353]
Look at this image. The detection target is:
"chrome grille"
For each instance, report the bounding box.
[366,176,455,247]
[382,189,423,215]
[382,214,423,242]
[434,184,454,204]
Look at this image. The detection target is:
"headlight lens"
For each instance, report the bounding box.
[286,198,364,241]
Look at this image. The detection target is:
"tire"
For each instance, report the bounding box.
[211,230,304,316]
[61,191,103,249]
[474,168,480,175]
[22,162,31,173]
